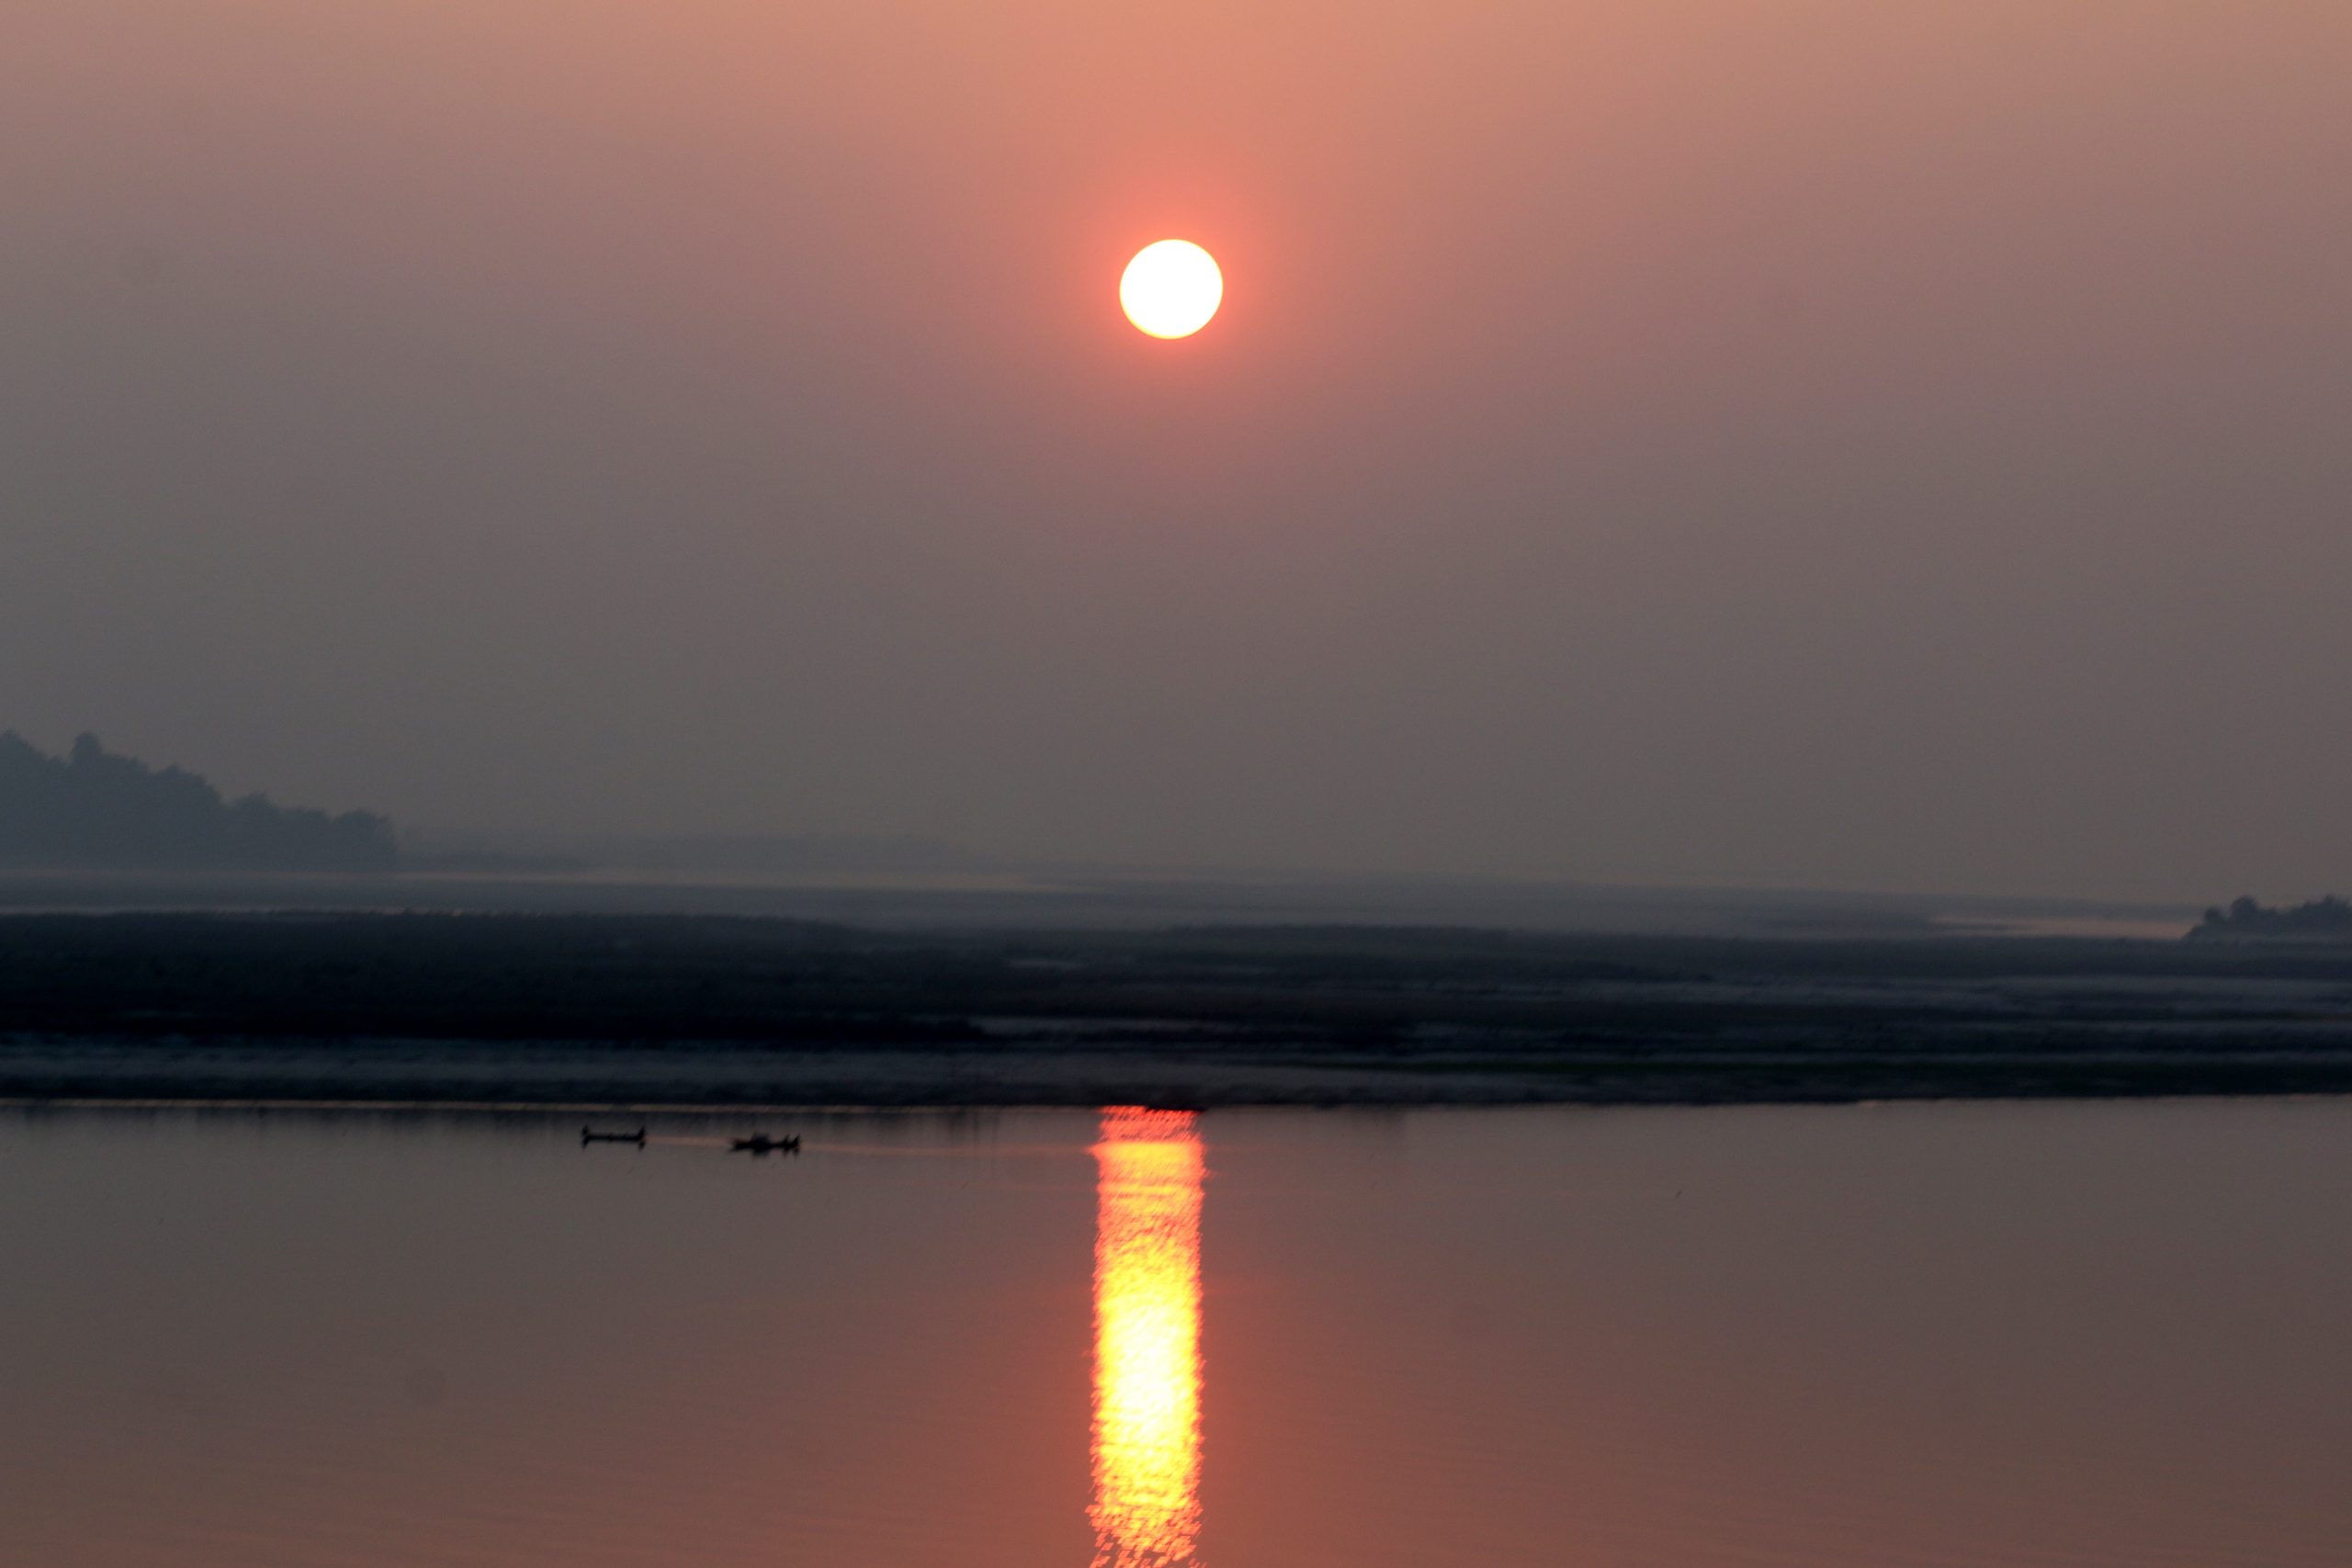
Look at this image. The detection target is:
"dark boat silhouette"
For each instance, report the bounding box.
[729,1133,800,1156]
[581,1126,648,1146]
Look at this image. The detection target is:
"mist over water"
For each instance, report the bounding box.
[11,7,2350,1564]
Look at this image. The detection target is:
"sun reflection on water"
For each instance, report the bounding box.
[1091,1108,1205,1568]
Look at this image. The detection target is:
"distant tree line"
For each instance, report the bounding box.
[2188,894,2352,942]
[0,731,397,872]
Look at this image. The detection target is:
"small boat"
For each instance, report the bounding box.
[582,1126,648,1146]
[729,1133,801,1156]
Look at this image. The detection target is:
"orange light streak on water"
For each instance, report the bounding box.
[1091,1107,1205,1568]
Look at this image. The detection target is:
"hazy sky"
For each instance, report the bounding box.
[6,1,2349,900]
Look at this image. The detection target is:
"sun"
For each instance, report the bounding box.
[1120,240,1222,339]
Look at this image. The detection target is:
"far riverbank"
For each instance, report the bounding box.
[6,912,2352,1107]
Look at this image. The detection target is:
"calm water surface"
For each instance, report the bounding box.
[3,1100,2348,1567]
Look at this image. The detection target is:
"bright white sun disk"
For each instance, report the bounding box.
[1120,241,1222,339]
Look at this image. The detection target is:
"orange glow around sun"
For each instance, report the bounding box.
[1091,1107,1206,1568]
[1120,241,1222,339]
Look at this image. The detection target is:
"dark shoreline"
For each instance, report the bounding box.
[5,911,2351,1108]
[11,1048,2352,1110]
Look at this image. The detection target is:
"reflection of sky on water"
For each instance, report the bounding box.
[1091,1109,1204,1568]
[5,1103,2352,1568]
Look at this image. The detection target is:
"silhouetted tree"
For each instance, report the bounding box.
[0,732,398,872]
[2189,894,2352,941]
